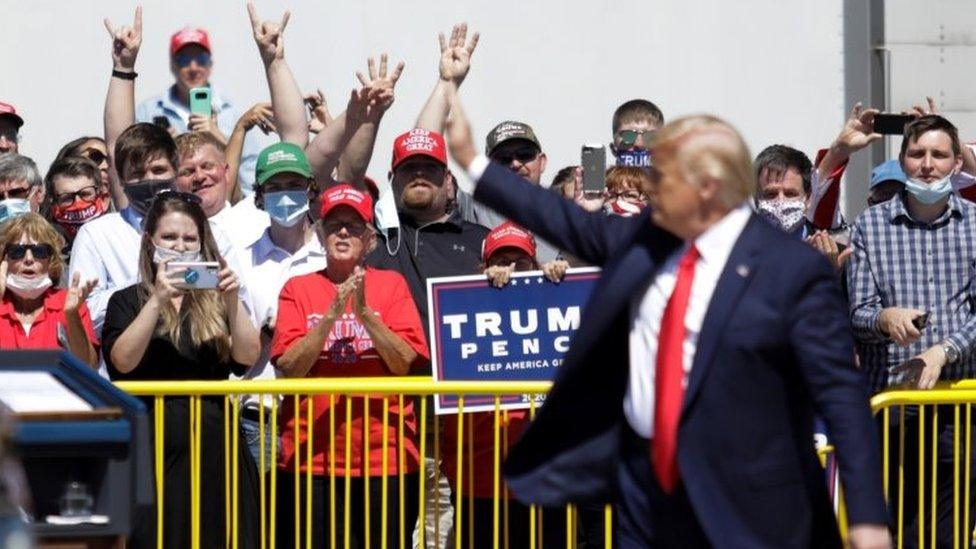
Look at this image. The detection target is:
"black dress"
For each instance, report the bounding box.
[103,285,259,549]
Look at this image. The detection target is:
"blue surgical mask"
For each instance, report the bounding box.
[615,149,651,168]
[265,191,309,227]
[904,174,953,205]
[0,198,31,224]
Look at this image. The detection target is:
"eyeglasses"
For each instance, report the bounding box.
[490,148,540,166]
[607,189,646,202]
[173,52,212,68]
[0,186,31,200]
[616,129,656,148]
[81,148,107,165]
[55,185,101,207]
[323,220,368,237]
[5,243,53,261]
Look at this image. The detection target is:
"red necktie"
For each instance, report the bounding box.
[652,244,699,493]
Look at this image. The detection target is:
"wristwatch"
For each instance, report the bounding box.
[942,340,961,364]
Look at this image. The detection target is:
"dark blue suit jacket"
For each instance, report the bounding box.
[472,162,887,547]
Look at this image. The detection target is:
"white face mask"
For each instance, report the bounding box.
[153,245,201,264]
[904,174,954,205]
[756,198,807,233]
[5,274,53,300]
[374,189,400,232]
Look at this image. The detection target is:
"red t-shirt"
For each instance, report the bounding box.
[270,267,429,476]
[0,288,98,354]
[442,410,530,499]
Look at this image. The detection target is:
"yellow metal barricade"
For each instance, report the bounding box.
[871,381,976,549]
[119,377,855,549]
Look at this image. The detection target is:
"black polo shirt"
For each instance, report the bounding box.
[366,211,490,331]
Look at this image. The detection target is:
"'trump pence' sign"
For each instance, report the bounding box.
[427,268,600,414]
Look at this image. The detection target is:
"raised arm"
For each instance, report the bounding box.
[808,103,881,229]
[416,23,479,132]
[337,55,404,185]
[103,6,143,209]
[225,102,275,203]
[247,3,307,148]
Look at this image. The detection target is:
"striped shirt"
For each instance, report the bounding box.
[848,192,976,391]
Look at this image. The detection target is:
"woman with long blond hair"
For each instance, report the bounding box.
[101,191,260,548]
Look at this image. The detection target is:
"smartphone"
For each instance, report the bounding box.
[152,116,171,130]
[189,87,212,118]
[581,144,607,194]
[167,261,220,290]
[874,113,914,136]
[912,312,930,330]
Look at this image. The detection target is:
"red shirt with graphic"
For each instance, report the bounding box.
[270,267,428,476]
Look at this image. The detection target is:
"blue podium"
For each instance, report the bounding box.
[0,350,150,546]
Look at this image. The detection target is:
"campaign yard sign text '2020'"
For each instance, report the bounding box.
[427,268,600,414]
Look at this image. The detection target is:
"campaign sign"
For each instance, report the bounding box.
[427,267,600,414]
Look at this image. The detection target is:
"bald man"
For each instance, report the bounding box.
[445,95,890,548]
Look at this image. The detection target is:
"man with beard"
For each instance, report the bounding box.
[366,128,488,330]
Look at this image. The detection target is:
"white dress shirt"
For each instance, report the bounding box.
[623,203,752,438]
[69,206,254,336]
[211,196,271,250]
[237,227,327,409]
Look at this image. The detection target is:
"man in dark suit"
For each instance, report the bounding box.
[443,93,891,548]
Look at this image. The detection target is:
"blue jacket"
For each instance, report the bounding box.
[471,162,886,548]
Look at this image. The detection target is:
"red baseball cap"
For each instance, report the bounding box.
[391,128,447,170]
[320,184,374,224]
[170,27,212,55]
[0,102,24,129]
[483,222,537,262]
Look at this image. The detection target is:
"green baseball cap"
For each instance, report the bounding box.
[485,121,541,155]
[255,142,313,186]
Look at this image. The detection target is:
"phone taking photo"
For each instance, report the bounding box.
[167,261,220,290]
[912,312,930,330]
[581,144,607,195]
[873,113,914,136]
[189,87,213,118]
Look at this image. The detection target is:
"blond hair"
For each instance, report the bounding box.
[137,195,231,361]
[175,131,227,158]
[0,213,67,284]
[650,115,755,209]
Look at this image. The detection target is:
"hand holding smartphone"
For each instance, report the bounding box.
[581,144,606,196]
[167,261,220,290]
[189,87,213,118]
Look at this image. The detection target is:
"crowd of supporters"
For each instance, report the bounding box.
[2,3,976,547]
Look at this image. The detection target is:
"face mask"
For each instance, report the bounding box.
[0,198,31,224]
[615,149,652,168]
[904,174,953,205]
[153,245,201,264]
[5,274,53,300]
[124,179,174,216]
[757,198,806,233]
[604,198,644,217]
[264,190,309,227]
[374,189,400,232]
[52,195,110,237]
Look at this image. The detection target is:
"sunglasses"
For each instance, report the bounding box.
[322,220,368,237]
[490,148,540,165]
[81,148,107,165]
[5,243,54,260]
[0,129,18,143]
[173,52,212,68]
[616,129,656,148]
[155,189,202,205]
[55,185,101,208]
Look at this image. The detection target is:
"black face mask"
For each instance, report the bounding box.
[123,179,174,215]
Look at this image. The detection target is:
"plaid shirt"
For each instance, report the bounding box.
[848,192,976,391]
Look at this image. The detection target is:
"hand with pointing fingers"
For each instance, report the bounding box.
[355,54,404,120]
[246,3,290,66]
[103,6,143,71]
[438,23,480,86]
